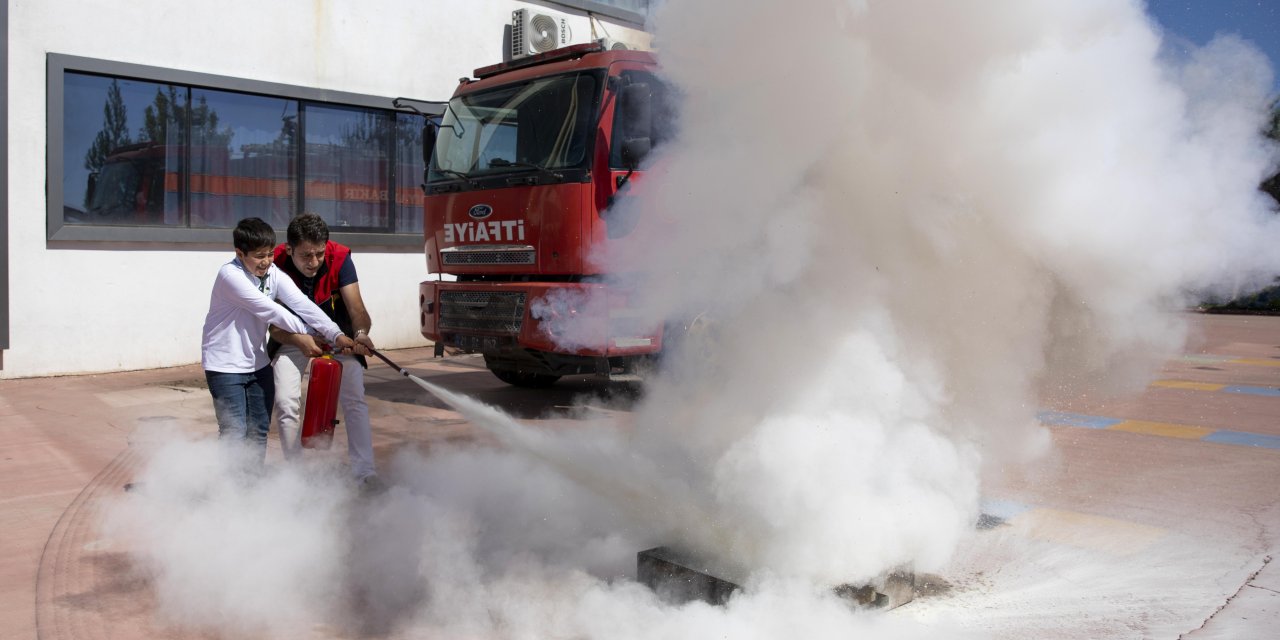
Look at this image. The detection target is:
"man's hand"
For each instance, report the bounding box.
[353,331,375,357]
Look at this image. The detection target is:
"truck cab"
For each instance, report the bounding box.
[417,41,668,386]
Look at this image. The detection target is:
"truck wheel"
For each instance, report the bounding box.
[490,368,561,388]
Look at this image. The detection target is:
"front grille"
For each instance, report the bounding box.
[439,291,526,335]
[442,249,535,266]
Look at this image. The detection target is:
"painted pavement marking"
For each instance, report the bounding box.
[1037,411,1280,451]
[1036,411,1123,429]
[1228,358,1280,368]
[1153,379,1280,397]
[1201,430,1280,449]
[1108,420,1215,440]
[1178,354,1280,368]
[979,499,1167,556]
[1151,380,1226,392]
[1014,507,1167,555]
[1220,384,1280,397]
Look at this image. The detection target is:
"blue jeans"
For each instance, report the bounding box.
[205,367,275,457]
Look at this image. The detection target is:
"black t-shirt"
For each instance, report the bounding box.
[270,253,366,367]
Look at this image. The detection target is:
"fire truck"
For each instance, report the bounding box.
[415,40,668,387]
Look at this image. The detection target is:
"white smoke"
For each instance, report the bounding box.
[102,0,1280,637]
[584,0,1280,583]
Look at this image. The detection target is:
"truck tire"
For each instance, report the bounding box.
[490,368,561,388]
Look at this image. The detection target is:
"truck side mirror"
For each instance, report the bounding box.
[620,138,651,168]
[618,83,653,169]
[422,120,439,167]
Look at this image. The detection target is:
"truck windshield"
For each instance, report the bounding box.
[429,71,601,183]
[88,160,144,216]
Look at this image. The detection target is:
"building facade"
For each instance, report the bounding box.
[2,0,649,378]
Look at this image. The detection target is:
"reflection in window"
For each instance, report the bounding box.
[63,73,184,226]
[550,0,648,19]
[58,65,427,238]
[585,0,647,12]
[394,113,425,234]
[190,89,297,230]
[432,72,599,180]
[304,105,390,230]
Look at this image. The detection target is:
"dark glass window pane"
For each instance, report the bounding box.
[190,89,297,230]
[432,72,600,181]
[591,0,647,12]
[304,105,390,231]
[395,113,425,234]
[63,73,184,226]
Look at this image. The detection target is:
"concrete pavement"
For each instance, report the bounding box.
[2,312,1278,638]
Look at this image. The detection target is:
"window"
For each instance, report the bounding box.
[49,54,439,246]
[63,74,185,227]
[304,104,391,231]
[189,89,297,231]
[430,72,601,183]
[394,113,426,234]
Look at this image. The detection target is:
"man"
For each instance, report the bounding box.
[201,217,354,463]
[268,213,380,486]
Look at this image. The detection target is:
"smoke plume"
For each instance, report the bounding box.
[103,0,1279,637]
[589,0,1280,583]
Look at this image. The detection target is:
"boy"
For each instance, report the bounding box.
[201,217,354,461]
[268,213,379,486]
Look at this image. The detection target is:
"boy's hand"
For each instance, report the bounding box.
[295,334,324,358]
[333,334,357,354]
[269,325,325,358]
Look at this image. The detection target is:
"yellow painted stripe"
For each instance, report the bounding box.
[1228,358,1280,368]
[1151,380,1226,391]
[1108,420,1215,440]
[1010,508,1166,555]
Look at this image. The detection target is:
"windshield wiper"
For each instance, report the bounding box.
[487,158,564,181]
[435,168,478,187]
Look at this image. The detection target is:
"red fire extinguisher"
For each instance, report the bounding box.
[300,353,342,449]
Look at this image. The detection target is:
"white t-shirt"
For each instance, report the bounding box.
[201,258,344,373]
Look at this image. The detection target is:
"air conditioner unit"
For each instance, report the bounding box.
[599,37,632,51]
[511,8,573,59]
[598,34,652,52]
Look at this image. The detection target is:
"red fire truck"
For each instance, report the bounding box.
[416,41,668,387]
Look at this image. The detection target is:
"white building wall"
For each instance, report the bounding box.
[4,0,648,378]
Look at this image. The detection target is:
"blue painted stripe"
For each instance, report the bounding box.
[1221,385,1280,398]
[979,498,1032,520]
[1038,410,1124,429]
[1202,430,1280,450]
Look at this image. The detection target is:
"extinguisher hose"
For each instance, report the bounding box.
[367,347,411,378]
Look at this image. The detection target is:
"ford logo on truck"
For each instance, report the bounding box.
[468,204,493,219]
